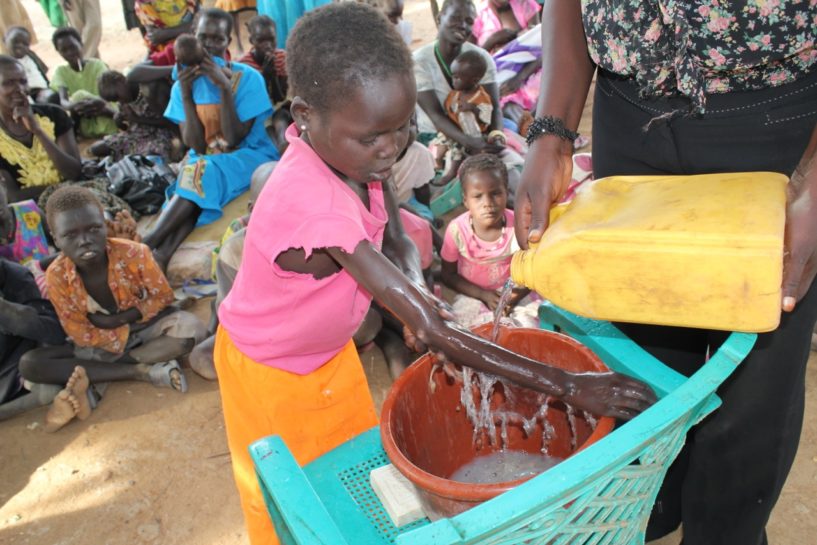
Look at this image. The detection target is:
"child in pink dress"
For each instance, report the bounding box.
[214,5,654,544]
[441,153,539,328]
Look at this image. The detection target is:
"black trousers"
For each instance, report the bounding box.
[592,69,817,545]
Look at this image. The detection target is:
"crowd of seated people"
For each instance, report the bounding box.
[0,1,563,434]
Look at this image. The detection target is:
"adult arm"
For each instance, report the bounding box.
[127,62,174,84]
[0,298,64,343]
[200,57,252,148]
[16,104,82,180]
[500,59,540,95]
[481,28,519,52]
[514,0,594,248]
[484,81,503,132]
[781,123,817,311]
[0,171,44,202]
[177,66,207,154]
[327,240,655,419]
[146,21,195,48]
[0,263,65,344]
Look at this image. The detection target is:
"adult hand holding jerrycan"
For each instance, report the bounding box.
[510,172,789,332]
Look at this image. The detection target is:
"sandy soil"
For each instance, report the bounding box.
[0,1,815,544]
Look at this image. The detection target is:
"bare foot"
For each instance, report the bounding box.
[67,366,92,420]
[44,390,79,433]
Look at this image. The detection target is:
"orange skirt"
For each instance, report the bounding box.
[214,327,378,545]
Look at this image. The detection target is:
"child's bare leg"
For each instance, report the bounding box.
[20,345,190,393]
[127,336,196,364]
[353,307,383,348]
[142,195,201,269]
[376,327,414,379]
[189,335,217,380]
[19,345,151,384]
[0,383,61,421]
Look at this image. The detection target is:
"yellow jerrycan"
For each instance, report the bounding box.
[510,172,788,332]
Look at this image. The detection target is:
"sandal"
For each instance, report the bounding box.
[148,360,188,393]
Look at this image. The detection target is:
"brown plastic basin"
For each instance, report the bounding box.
[380,325,615,519]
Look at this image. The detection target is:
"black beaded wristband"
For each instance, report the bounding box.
[525,116,580,146]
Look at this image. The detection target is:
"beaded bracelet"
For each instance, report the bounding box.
[525,116,580,146]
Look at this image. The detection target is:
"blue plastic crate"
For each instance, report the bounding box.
[251,303,756,544]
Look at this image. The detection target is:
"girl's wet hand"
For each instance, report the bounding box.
[563,372,657,421]
[402,289,456,353]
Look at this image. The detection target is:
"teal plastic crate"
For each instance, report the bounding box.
[251,303,756,544]
[430,179,462,217]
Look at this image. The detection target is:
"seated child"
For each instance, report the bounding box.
[440,153,539,328]
[50,28,117,139]
[392,113,435,220]
[214,5,655,542]
[238,16,288,106]
[238,16,291,154]
[434,49,507,185]
[4,26,57,104]
[190,161,276,381]
[91,70,180,162]
[0,257,67,429]
[381,0,413,45]
[210,161,276,281]
[19,186,207,407]
[142,9,280,270]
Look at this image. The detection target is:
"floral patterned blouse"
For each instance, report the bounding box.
[581,0,817,113]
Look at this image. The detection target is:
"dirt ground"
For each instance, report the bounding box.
[0,1,815,544]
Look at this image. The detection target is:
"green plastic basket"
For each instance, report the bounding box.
[251,303,756,544]
[429,179,462,218]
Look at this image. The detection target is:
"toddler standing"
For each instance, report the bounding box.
[215,5,654,544]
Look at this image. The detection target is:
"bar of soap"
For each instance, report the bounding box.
[369,464,426,527]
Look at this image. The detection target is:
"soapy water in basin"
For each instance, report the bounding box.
[449,450,564,484]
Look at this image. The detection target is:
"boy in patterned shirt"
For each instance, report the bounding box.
[19,186,206,399]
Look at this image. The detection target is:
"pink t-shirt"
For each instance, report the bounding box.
[399,209,434,270]
[472,0,540,47]
[441,209,518,291]
[218,125,387,374]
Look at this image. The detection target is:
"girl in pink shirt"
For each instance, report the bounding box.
[441,153,540,328]
[214,5,654,544]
